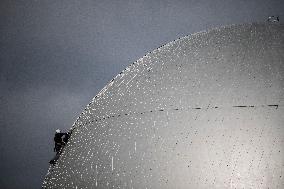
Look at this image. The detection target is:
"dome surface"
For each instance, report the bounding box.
[43,23,284,188]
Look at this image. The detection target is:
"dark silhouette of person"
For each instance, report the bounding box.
[49,129,70,165]
[53,129,66,153]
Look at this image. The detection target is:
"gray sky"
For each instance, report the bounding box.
[0,0,283,188]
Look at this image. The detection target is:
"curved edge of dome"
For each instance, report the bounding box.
[70,22,278,131]
[42,22,283,188]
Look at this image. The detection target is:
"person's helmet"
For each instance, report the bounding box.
[55,129,61,133]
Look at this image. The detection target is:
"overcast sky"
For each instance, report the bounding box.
[0,0,283,188]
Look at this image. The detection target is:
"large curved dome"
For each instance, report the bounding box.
[43,23,284,188]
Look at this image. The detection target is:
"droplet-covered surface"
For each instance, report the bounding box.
[43,23,284,188]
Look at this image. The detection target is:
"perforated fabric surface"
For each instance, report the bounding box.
[43,23,284,188]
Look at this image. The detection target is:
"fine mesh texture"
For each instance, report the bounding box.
[43,23,284,189]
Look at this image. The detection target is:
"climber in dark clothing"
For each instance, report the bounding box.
[54,129,66,153]
[49,129,70,165]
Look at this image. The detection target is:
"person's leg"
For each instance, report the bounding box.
[55,143,62,153]
[49,153,61,165]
